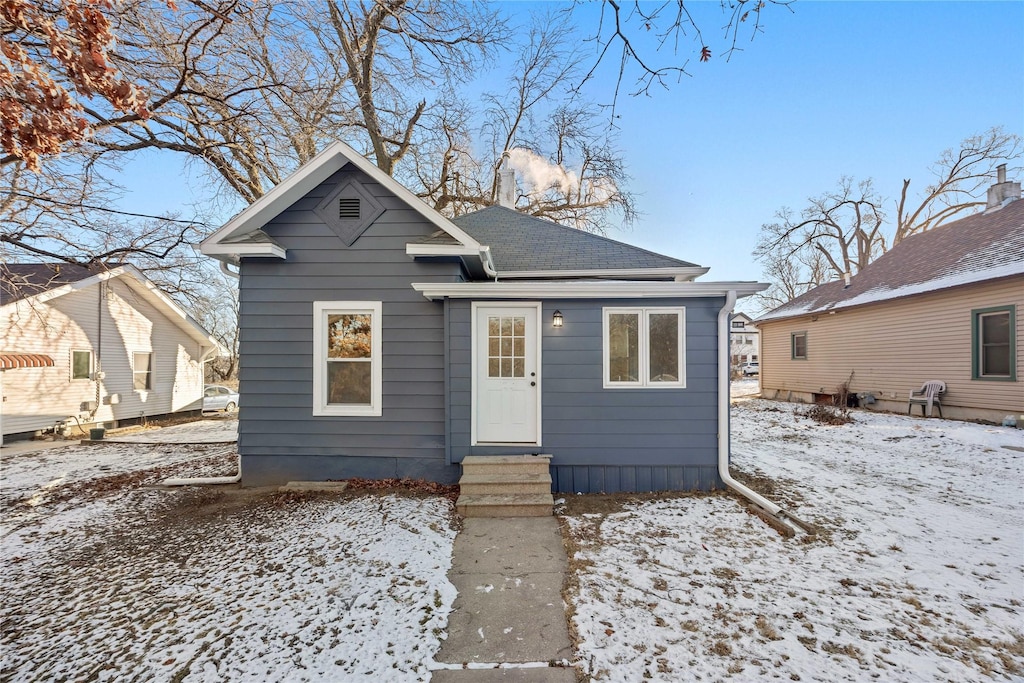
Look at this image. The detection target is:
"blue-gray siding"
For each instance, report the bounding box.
[446,298,726,493]
[237,167,461,485]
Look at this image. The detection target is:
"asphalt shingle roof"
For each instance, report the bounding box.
[758,199,1024,322]
[449,206,700,273]
[1,263,116,306]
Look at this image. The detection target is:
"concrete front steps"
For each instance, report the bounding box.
[456,455,554,517]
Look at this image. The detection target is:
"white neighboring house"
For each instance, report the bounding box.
[1,263,220,443]
[730,312,760,369]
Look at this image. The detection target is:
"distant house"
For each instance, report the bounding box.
[200,141,767,491]
[756,170,1023,423]
[1,264,220,443]
[729,312,759,368]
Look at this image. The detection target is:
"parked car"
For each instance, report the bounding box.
[203,385,239,412]
[741,362,759,376]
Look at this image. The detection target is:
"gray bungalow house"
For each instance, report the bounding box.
[201,142,766,493]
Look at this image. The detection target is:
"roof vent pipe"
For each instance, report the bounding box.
[843,272,851,288]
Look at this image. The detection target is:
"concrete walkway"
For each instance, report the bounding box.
[432,517,577,682]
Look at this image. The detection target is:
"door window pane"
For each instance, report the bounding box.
[487,315,526,378]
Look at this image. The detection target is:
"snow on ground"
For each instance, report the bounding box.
[730,377,760,398]
[565,400,1024,682]
[1,438,458,682]
[108,416,238,443]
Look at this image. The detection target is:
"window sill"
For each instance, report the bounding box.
[313,406,382,417]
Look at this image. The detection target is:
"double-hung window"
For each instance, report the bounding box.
[133,352,152,390]
[313,301,382,416]
[603,307,685,388]
[972,306,1015,380]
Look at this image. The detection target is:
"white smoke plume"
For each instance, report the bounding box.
[505,148,579,196]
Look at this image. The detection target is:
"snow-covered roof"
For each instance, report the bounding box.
[758,198,1024,322]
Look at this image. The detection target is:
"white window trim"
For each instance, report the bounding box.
[70,349,93,381]
[602,307,686,389]
[313,301,383,417]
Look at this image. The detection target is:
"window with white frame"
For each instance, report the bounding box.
[71,349,92,380]
[603,307,685,388]
[133,352,152,390]
[313,301,382,416]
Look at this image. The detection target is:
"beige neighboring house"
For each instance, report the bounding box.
[756,172,1024,423]
[1,263,220,443]
[730,312,759,367]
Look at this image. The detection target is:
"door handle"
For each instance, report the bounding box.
[530,381,536,386]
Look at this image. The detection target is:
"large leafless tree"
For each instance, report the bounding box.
[753,127,1022,311]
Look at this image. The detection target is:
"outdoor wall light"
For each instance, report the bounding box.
[552,310,563,327]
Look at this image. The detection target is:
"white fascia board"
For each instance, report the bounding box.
[201,241,288,263]
[497,267,710,281]
[411,280,769,300]
[202,140,480,255]
[405,243,481,258]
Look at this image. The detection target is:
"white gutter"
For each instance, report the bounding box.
[717,290,814,535]
[479,246,498,279]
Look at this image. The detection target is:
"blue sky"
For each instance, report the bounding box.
[116,1,1023,311]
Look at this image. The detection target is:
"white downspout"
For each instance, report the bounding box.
[479,246,498,280]
[717,291,813,535]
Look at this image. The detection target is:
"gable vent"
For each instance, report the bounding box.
[338,198,361,220]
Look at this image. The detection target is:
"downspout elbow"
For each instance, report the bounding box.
[479,247,498,280]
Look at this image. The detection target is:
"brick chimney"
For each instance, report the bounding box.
[985,164,1022,212]
[496,152,516,209]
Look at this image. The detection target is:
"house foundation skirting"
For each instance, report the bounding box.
[551,464,722,494]
[762,391,1022,426]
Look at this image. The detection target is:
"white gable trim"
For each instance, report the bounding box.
[411,281,769,300]
[201,141,480,262]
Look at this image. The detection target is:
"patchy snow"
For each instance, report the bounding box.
[1,439,457,682]
[565,400,1024,682]
[107,416,238,443]
[730,378,760,398]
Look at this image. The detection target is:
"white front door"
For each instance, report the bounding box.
[473,304,541,444]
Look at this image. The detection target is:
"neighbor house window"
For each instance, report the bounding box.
[133,352,152,390]
[972,306,1015,380]
[603,307,685,388]
[71,350,92,380]
[791,332,807,360]
[313,301,382,416]
[731,321,744,329]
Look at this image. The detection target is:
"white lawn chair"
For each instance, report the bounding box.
[908,381,946,418]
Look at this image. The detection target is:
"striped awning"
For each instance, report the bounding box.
[0,353,55,369]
